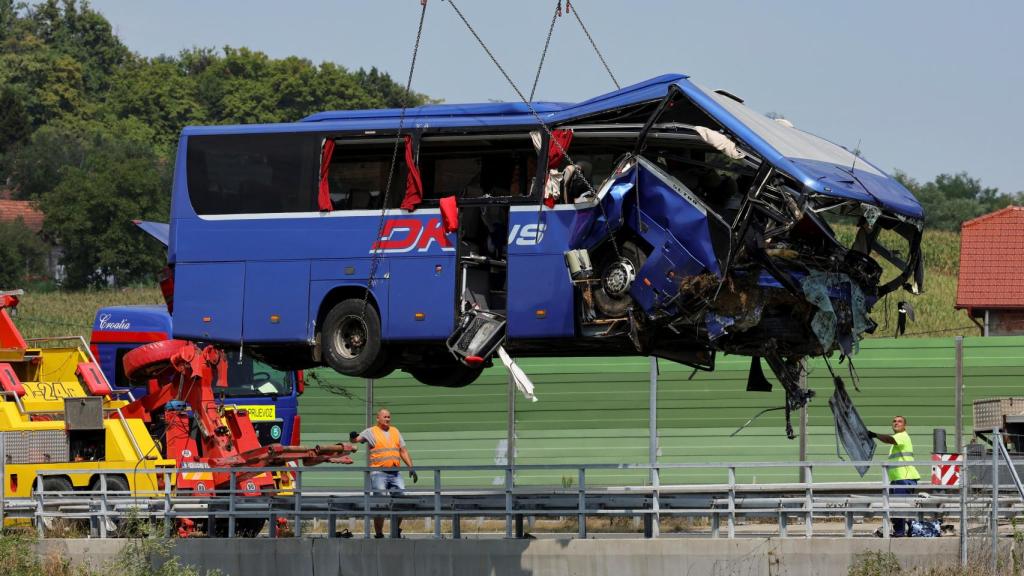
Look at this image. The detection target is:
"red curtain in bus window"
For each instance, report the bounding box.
[439,195,458,233]
[547,129,573,169]
[400,135,424,212]
[318,139,336,211]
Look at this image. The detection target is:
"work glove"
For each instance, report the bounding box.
[867,430,878,439]
[349,431,359,442]
[409,469,419,483]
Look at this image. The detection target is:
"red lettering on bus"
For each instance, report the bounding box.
[416,218,452,250]
[370,217,454,253]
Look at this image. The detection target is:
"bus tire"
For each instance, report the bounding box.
[322,299,384,377]
[408,362,482,388]
[363,347,397,380]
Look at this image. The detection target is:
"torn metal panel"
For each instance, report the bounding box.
[828,377,875,477]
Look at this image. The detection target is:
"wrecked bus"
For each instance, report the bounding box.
[164,73,922,443]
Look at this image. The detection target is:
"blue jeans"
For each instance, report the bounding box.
[370,470,405,496]
[890,479,918,536]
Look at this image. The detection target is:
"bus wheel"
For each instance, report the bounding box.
[322,299,383,376]
[363,347,397,379]
[408,362,482,388]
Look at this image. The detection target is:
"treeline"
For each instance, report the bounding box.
[0,0,427,288]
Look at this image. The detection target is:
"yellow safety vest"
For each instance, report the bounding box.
[888,431,921,482]
[368,426,402,468]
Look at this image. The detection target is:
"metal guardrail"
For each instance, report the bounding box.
[1,459,1003,540]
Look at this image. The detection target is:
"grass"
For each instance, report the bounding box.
[10,285,164,341]
[0,527,220,576]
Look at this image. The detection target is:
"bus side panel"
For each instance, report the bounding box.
[308,279,391,340]
[507,255,575,338]
[387,256,456,339]
[173,262,245,341]
[506,208,576,339]
[243,261,311,343]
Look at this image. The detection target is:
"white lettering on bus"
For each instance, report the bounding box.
[508,224,546,246]
[98,314,131,330]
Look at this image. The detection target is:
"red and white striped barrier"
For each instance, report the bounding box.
[931,453,963,486]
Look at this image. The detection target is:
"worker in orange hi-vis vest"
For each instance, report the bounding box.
[350,408,417,538]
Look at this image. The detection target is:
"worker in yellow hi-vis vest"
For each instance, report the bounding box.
[350,408,417,538]
[868,415,920,537]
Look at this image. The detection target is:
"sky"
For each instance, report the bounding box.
[88,0,1023,195]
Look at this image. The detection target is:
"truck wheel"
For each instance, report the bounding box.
[408,362,482,388]
[322,299,383,377]
[90,476,138,536]
[37,477,87,537]
[123,339,190,381]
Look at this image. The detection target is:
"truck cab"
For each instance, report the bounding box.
[91,305,304,446]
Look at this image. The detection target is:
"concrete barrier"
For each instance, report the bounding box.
[37,537,964,576]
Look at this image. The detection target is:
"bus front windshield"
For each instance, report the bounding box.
[217,352,293,398]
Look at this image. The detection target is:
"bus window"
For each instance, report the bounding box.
[419,137,536,202]
[186,133,320,215]
[326,140,407,210]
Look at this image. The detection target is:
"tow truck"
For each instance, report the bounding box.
[1,289,356,535]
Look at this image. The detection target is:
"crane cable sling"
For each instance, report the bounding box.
[528,1,563,102]
[567,0,620,90]
[361,0,429,322]
[443,0,623,261]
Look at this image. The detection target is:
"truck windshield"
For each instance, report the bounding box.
[216,351,293,398]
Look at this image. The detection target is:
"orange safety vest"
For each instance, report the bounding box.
[368,426,402,468]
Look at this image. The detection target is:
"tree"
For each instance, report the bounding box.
[0,86,30,154]
[4,115,158,200]
[39,144,170,288]
[897,170,1014,231]
[0,217,49,288]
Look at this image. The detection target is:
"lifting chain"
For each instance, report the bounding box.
[361,0,429,322]
[444,0,623,261]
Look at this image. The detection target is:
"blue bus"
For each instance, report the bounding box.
[163,73,924,405]
[91,305,303,446]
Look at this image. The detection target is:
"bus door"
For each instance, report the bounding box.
[506,205,576,338]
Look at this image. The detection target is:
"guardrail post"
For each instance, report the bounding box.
[578,467,587,539]
[804,465,813,538]
[294,468,303,537]
[35,473,44,538]
[434,469,442,539]
[648,357,660,539]
[228,471,236,538]
[98,473,108,538]
[163,471,172,537]
[960,446,968,567]
[992,427,1000,576]
[727,466,736,538]
[505,466,513,539]
[881,465,891,538]
[363,469,371,539]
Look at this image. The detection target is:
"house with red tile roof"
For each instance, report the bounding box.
[956,206,1024,335]
[0,197,44,233]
